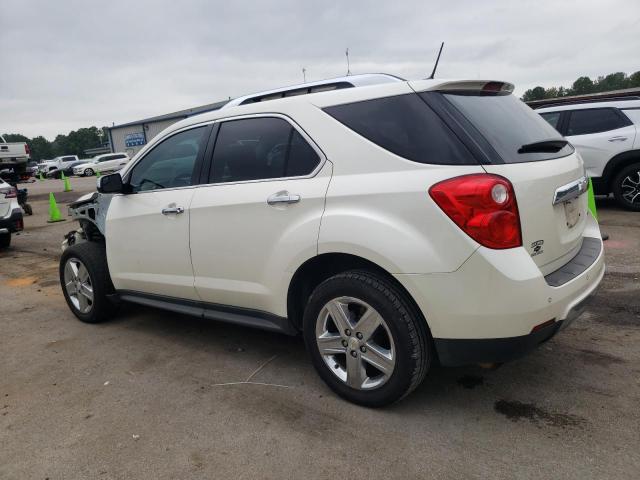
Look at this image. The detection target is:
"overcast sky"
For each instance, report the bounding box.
[2,0,639,139]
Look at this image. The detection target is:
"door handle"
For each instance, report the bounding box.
[161,206,184,215]
[267,191,301,205]
[608,136,628,142]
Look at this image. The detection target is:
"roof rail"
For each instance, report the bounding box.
[533,95,640,109]
[222,73,404,109]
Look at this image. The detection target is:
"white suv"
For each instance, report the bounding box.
[73,152,130,176]
[537,99,640,210]
[59,75,604,406]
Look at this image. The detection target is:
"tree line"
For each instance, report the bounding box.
[522,71,640,102]
[2,126,109,162]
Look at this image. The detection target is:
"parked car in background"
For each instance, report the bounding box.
[0,135,30,176]
[537,99,640,210]
[73,152,130,176]
[60,74,604,407]
[0,177,24,248]
[44,155,86,174]
[46,161,88,179]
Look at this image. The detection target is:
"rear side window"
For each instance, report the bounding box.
[567,108,630,136]
[540,111,561,130]
[210,117,320,183]
[441,92,573,163]
[323,94,476,165]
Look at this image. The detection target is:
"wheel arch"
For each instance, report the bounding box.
[601,149,640,191]
[286,252,433,338]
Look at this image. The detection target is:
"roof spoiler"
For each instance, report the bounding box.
[433,80,515,94]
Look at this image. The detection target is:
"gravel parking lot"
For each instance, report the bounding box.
[1,178,639,479]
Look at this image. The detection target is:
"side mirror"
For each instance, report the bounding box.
[97,173,125,194]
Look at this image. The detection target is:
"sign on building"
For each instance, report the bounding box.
[125,132,146,147]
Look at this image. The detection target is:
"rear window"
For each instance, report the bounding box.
[323,94,476,165]
[441,92,573,163]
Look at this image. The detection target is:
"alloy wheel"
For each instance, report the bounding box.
[621,170,640,205]
[315,296,396,390]
[63,258,94,314]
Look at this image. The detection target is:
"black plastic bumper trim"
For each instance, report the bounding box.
[434,321,562,367]
[544,237,601,287]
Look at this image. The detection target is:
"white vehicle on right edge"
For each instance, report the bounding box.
[537,99,640,210]
[73,152,130,177]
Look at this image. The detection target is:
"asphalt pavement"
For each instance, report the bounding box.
[1,179,639,479]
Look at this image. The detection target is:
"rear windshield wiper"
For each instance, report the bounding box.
[517,139,568,154]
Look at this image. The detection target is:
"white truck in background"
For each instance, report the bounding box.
[0,135,30,175]
[38,155,82,174]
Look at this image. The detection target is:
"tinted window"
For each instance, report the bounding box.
[442,92,572,163]
[567,108,629,136]
[324,94,474,165]
[98,155,113,162]
[130,127,206,192]
[540,111,561,130]
[211,117,320,183]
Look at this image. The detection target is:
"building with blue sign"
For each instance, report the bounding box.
[107,99,227,156]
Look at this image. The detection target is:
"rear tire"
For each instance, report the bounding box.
[612,162,640,211]
[303,270,431,407]
[0,232,11,249]
[59,242,118,323]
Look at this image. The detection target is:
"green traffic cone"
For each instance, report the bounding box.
[39,172,44,181]
[587,177,598,221]
[47,192,65,223]
[63,174,72,192]
[96,170,101,178]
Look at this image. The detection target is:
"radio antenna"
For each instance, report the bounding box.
[428,42,444,79]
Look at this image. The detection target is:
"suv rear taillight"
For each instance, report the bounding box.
[25,144,30,155]
[5,187,17,199]
[429,174,522,249]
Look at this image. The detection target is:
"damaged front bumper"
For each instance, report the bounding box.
[61,192,112,251]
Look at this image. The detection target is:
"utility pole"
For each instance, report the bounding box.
[345,48,351,76]
[302,67,307,83]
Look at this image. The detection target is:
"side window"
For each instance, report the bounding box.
[540,112,561,131]
[323,94,475,165]
[99,156,112,162]
[567,108,629,136]
[210,117,320,183]
[129,126,206,192]
[287,129,320,176]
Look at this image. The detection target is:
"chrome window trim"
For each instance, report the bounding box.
[121,113,327,195]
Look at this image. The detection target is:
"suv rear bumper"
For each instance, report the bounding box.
[394,215,604,366]
[0,208,23,233]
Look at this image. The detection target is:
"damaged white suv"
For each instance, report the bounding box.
[60,74,604,406]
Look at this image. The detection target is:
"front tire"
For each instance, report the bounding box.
[83,168,94,177]
[303,270,431,407]
[612,162,640,211]
[60,242,117,323]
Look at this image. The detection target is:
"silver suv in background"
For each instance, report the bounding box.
[537,99,640,210]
